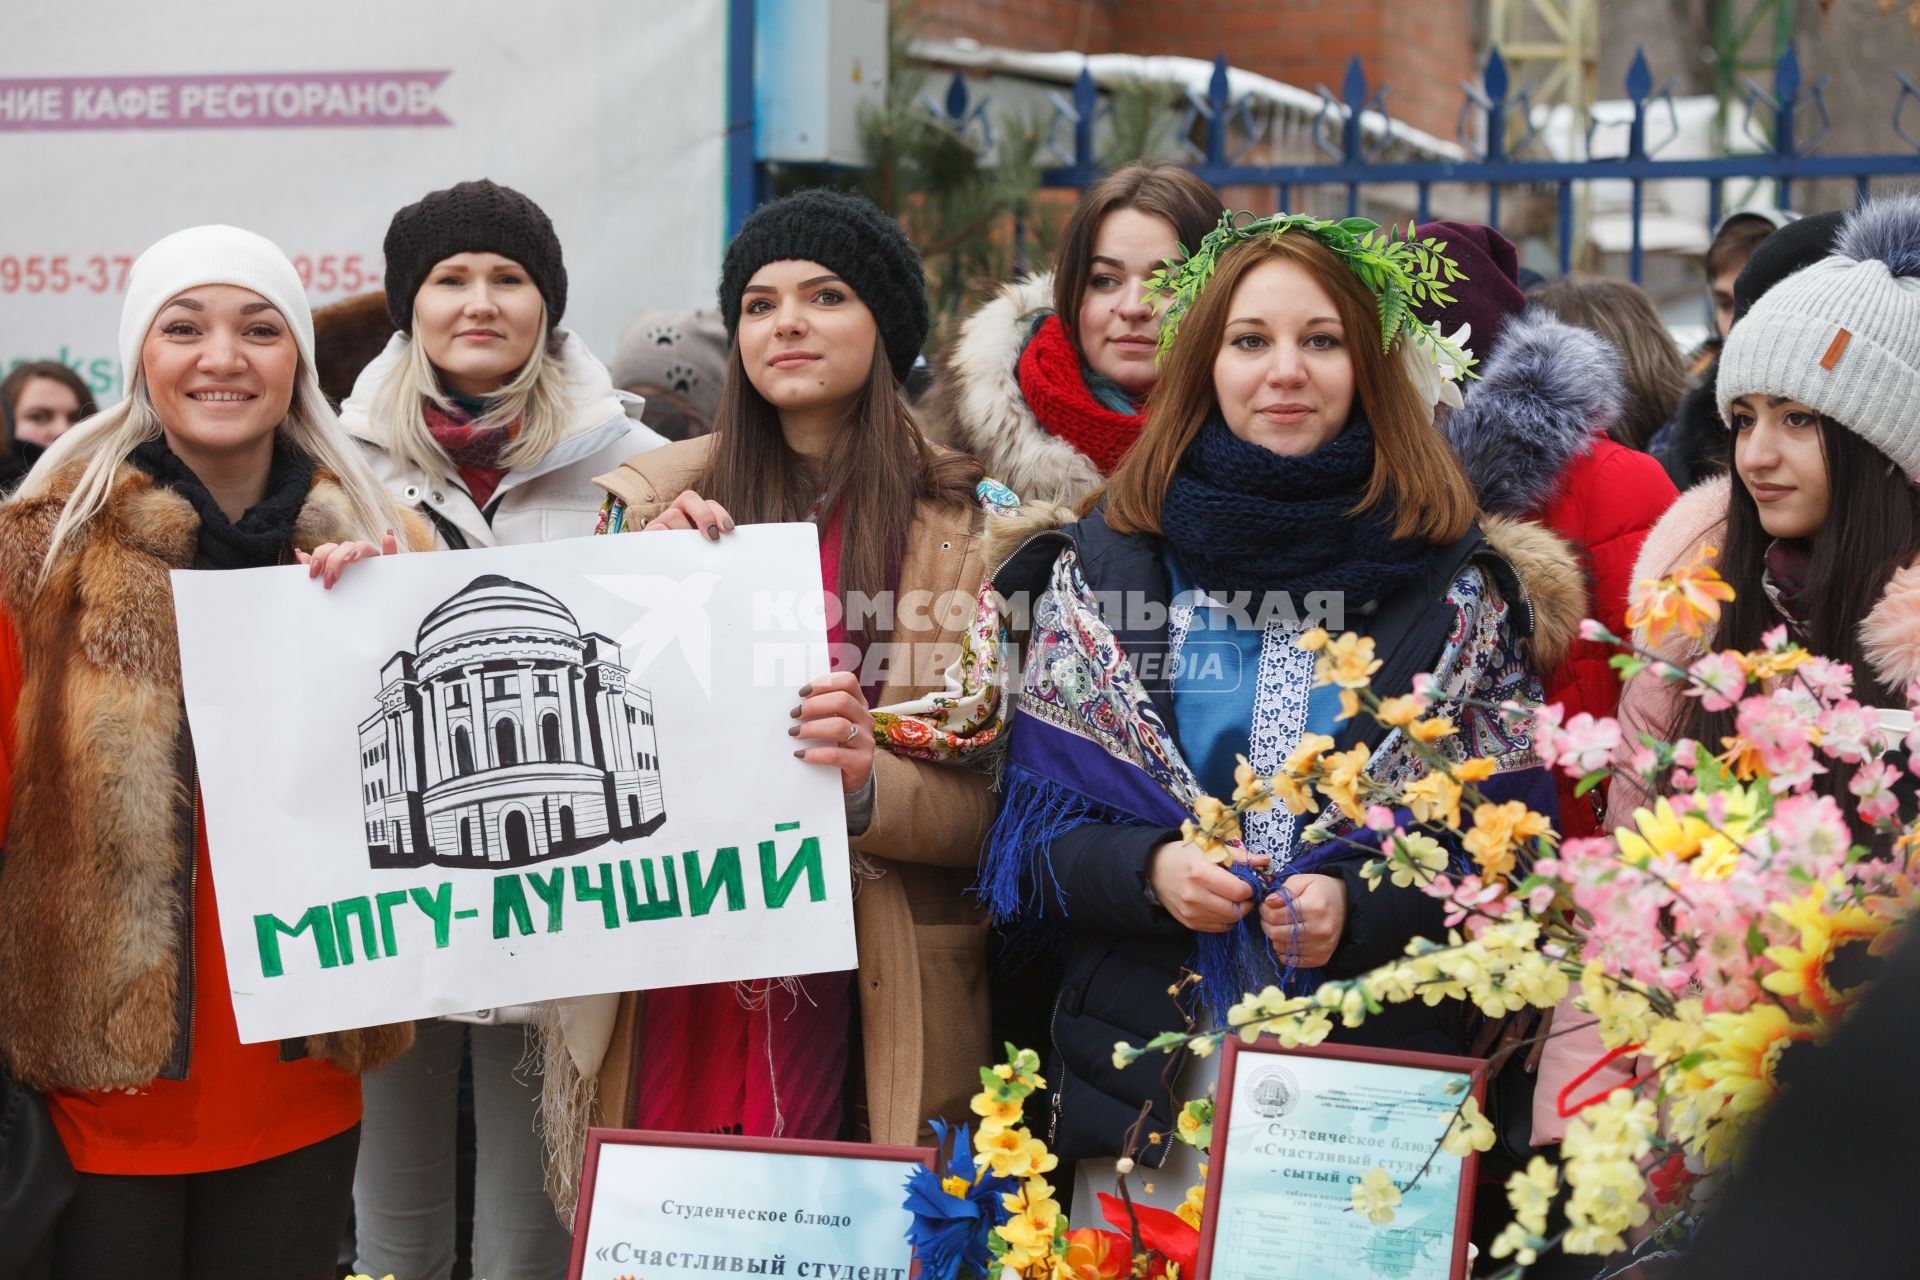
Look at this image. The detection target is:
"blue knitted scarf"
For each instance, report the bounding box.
[1160,415,1433,605]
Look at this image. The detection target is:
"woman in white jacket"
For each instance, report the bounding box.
[338,179,662,1280]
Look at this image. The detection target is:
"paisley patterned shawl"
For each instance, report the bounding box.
[981,539,1548,927]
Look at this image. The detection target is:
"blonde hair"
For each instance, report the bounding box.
[369,305,573,478]
[21,365,415,589]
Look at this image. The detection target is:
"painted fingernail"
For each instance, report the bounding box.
[705,524,719,540]
[787,724,800,736]
[789,705,802,718]
[798,684,814,697]
[793,749,808,759]
[721,518,736,532]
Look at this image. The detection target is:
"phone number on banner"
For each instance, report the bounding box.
[1,253,382,295]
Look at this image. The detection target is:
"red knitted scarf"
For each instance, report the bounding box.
[1015,314,1145,477]
[422,399,519,509]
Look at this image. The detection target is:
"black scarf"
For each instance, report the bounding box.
[130,437,314,571]
[1160,415,1433,604]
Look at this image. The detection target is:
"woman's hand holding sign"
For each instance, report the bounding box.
[791,671,875,794]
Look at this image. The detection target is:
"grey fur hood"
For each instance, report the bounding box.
[920,272,1107,508]
[1444,308,1627,517]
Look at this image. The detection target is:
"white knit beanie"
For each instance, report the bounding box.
[119,225,316,390]
[1719,192,1920,479]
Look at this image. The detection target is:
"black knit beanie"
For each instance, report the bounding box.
[383,179,568,332]
[719,189,928,383]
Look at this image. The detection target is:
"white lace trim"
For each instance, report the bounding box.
[1169,599,1315,865]
[1243,617,1315,863]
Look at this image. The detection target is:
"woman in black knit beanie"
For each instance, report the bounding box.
[581,188,1002,1172]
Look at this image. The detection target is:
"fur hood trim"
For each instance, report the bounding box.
[1861,563,1920,692]
[922,273,1108,508]
[1446,309,1627,517]
[0,462,409,1090]
[1482,514,1587,672]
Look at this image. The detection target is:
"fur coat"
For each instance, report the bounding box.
[1445,309,1678,835]
[920,272,1111,508]
[0,461,415,1090]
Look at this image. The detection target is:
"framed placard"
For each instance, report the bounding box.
[1195,1038,1485,1280]
[567,1128,935,1280]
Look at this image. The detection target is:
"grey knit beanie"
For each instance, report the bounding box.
[1719,192,1920,479]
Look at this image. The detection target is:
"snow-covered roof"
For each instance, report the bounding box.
[909,37,1467,163]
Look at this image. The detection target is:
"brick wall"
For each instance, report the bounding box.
[908,0,1475,141]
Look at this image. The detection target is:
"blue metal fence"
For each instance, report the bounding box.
[939,43,1920,283]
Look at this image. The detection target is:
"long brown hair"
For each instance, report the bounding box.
[1529,277,1687,451]
[696,340,978,650]
[1052,164,1225,346]
[1100,233,1478,544]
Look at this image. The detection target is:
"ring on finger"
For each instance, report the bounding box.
[843,723,859,745]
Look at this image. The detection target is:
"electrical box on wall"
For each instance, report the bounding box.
[754,0,887,166]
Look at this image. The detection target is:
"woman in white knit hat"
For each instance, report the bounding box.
[1533,192,1920,1157]
[0,224,422,1278]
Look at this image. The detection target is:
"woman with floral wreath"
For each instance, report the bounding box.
[980,212,1583,1210]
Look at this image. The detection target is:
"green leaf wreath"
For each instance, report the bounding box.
[1144,211,1476,376]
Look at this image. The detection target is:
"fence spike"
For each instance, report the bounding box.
[1626,47,1652,102]
[1343,56,1368,110]
[1485,46,1509,104]
[944,70,968,126]
[1211,51,1231,110]
[1776,42,1802,106]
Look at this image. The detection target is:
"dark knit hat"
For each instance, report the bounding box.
[1412,221,1527,362]
[1731,209,1846,325]
[719,188,928,383]
[382,179,567,332]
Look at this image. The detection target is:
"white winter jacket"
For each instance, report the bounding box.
[339,328,667,549]
[337,328,662,1074]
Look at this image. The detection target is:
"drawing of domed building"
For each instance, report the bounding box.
[359,574,666,870]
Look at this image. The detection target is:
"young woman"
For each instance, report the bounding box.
[1534,193,1920,1146]
[571,187,1003,1222]
[0,225,418,1280]
[0,362,97,488]
[337,179,662,1280]
[923,163,1223,506]
[980,217,1581,1210]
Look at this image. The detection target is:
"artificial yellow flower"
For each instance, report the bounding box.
[1763,888,1888,1018]
[1297,626,1330,652]
[1232,757,1276,813]
[1450,755,1497,782]
[1490,1221,1544,1266]
[1376,694,1424,727]
[1315,743,1372,823]
[1385,832,1449,888]
[1337,687,1364,721]
[1463,800,1550,878]
[1408,714,1457,744]
[1405,771,1463,829]
[1506,1155,1560,1232]
[1625,544,1736,645]
[970,1090,1023,1132]
[1441,1094,1496,1157]
[1350,1166,1402,1225]
[1285,732,1337,774]
[1176,1163,1209,1229]
[1696,1004,1812,1119]
[1315,632,1382,690]
[978,1124,1060,1179]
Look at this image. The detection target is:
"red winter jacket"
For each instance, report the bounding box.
[1444,310,1679,837]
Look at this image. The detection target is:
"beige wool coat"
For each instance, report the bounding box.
[569,435,994,1202]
